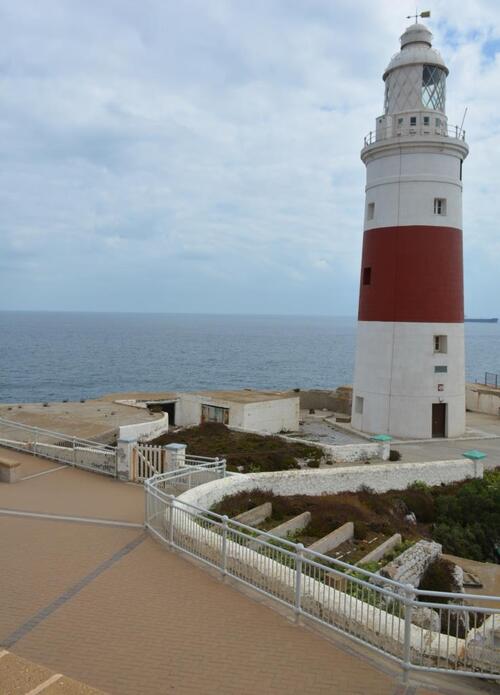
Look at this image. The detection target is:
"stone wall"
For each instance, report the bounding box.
[181,459,483,512]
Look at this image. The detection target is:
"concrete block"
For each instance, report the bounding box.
[357,533,401,565]
[117,436,137,480]
[307,522,354,555]
[259,511,311,541]
[234,502,272,526]
[380,539,441,586]
[164,443,186,470]
[0,458,21,483]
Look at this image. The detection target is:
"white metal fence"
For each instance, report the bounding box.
[145,467,499,681]
[0,417,117,476]
[133,443,224,481]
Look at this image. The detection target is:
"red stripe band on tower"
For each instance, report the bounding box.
[358,225,463,323]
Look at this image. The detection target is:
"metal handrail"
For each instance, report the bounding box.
[145,467,500,681]
[363,123,466,146]
[0,416,115,451]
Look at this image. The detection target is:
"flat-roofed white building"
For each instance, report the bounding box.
[176,390,299,434]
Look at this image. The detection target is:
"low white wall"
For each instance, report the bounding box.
[178,459,483,512]
[236,430,389,462]
[118,413,169,442]
[242,398,300,434]
[466,383,500,416]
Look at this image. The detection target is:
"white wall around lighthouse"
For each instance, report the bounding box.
[352,321,465,439]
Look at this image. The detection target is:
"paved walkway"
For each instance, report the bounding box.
[0,449,498,694]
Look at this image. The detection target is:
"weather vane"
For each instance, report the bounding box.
[406,9,431,23]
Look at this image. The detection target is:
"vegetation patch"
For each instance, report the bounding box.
[152,422,323,473]
[211,469,500,563]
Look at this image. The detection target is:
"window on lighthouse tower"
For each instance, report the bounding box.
[434,198,447,216]
[422,65,446,111]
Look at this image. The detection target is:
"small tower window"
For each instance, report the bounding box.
[367,202,375,220]
[434,198,447,215]
[423,116,430,126]
[398,117,404,125]
[459,159,463,181]
[436,117,441,127]
[410,116,417,126]
[435,365,448,374]
[355,396,364,415]
[434,335,448,353]
[362,267,372,285]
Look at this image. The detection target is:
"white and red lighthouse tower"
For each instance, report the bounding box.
[351,21,469,439]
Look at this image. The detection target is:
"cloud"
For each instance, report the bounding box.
[0,0,499,314]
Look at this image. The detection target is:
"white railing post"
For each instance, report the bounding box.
[295,543,304,622]
[72,437,77,467]
[144,482,149,527]
[402,584,415,683]
[168,495,175,547]
[221,515,228,578]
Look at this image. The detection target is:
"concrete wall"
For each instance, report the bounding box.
[295,388,352,415]
[118,413,169,442]
[466,383,500,417]
[242,398,299,433]
[352,321,465,438]
[179,459,483,514]
[277,434,389,462]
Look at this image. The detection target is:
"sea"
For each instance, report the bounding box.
[1,311,499,403]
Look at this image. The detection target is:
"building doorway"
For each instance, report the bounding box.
[147,401,176,426]
[201,404,229,425]
[432,403,447,438]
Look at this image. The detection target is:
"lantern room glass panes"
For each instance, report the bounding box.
[422,65,446,111]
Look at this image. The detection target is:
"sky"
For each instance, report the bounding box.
[0,0,499,316]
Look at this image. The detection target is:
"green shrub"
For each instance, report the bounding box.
[389,449,401,461]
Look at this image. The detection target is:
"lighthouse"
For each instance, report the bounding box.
[351,20,468,439]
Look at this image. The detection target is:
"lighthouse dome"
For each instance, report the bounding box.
[383,24,448,81]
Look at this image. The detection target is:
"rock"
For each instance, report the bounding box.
[451,563,464,593]
[380,540,441,589]
[465,615,500,671]
[411,606,441,632]
[404,512,417,525]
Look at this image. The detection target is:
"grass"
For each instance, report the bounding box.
[152,422,323,473]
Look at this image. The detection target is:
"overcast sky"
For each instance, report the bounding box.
[1,0,499,315]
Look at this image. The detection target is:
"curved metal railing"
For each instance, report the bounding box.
[144,467,499,681]
[363,123,466,147]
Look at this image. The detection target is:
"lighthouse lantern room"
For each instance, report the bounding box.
[351,20,469,439]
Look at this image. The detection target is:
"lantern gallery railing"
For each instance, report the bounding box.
[363,123,466,147]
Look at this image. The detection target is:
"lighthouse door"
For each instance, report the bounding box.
[432,404,447,438]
